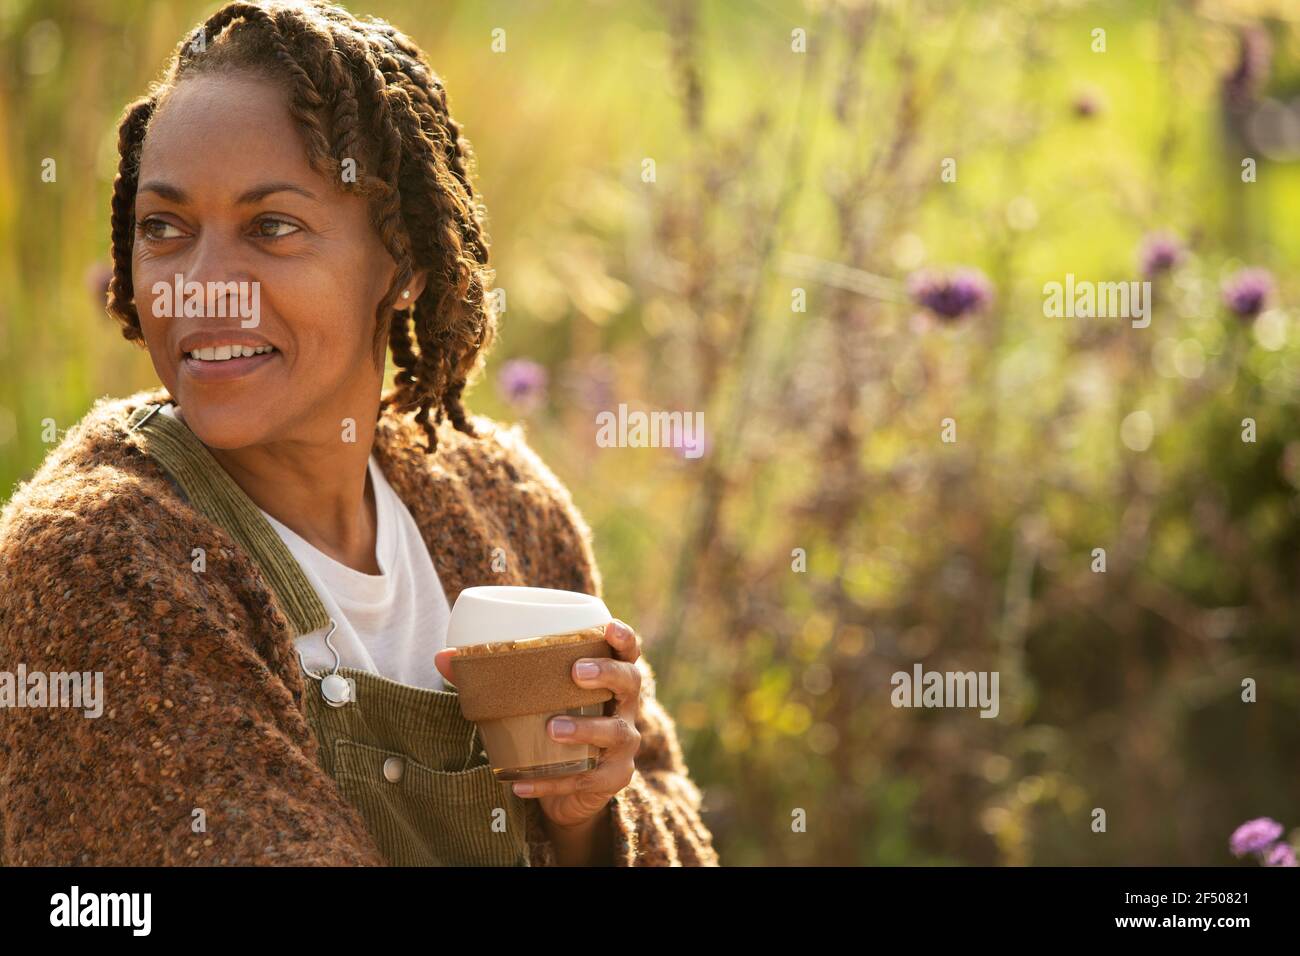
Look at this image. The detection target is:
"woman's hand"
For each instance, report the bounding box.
[433,619,643,831]
[517,619,643,829]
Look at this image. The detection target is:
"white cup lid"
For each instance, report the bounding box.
[446,586,611,649]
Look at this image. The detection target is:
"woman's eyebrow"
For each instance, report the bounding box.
[136,181,319,204]
[138,181,188,203]
[235,182,320,204]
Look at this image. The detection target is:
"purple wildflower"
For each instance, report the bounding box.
[1222,26,1272,113]
[496,358,548,413]
[1221,268,1274,319]
[1072,89,1103,118]
[1265,842,1298,867]
[907,267,993,322]
[1229,817,1284,857]
[1138,232,1185,278]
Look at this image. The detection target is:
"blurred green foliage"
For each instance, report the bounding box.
[2,0,1299,865]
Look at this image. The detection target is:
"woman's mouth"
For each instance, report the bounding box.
[181,344,279,382]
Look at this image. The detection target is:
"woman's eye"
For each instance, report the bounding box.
[138,218,185,241]
[254,217,301,239]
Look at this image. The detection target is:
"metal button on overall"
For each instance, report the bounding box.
[383,756,404,783]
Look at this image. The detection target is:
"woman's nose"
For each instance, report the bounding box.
[179,233,258,322]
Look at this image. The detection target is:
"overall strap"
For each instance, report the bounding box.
[123,401,331,637]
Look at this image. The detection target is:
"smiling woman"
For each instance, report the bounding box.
[0,0,718,868]
[125,65,415,455]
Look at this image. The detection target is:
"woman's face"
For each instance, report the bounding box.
[132,72,406,450]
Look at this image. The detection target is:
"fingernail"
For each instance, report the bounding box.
[575,661,599,679]
[551,717,575,737]
[513,783,533,795]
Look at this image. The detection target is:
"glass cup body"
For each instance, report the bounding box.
[480,702,604,781]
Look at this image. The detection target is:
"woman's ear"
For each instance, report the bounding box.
[398,269,429,308]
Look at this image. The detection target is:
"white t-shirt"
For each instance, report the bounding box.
[158,403,450,690]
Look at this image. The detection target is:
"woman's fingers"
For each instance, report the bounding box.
[603,619,641,663]
[512,752,634,798]
[573,655,641,699]
[433,647,459,685]
[548,713,640,752]
[574,654,642,726]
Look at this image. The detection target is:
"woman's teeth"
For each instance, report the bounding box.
[187,345,276,361]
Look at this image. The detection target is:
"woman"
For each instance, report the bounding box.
[0,0,718,867]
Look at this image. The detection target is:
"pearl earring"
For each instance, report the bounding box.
[402,290,411,299]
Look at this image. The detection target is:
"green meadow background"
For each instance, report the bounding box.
[2,0,1299,864]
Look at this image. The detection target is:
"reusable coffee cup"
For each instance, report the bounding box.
[447,586,614,781]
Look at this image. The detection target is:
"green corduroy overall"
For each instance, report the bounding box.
[123,401,532,866]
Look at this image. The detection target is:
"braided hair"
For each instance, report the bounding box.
[107,0,496,452]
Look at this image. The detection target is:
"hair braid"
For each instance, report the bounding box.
[387,304,420,393]
[377,66,491,439]
[379,45,495,436]
[107,97,156,338]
